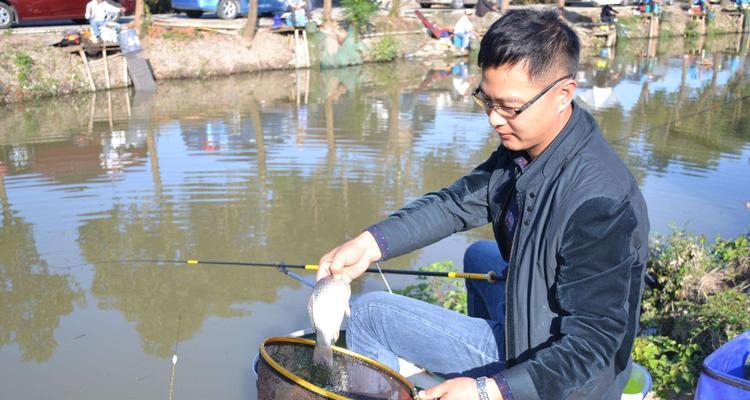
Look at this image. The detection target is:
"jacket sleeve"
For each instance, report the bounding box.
[496,196,638,400]
[367,150,499,260]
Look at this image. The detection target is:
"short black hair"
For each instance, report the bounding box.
[477,9,580,83]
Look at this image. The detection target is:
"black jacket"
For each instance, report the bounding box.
[369,102,650,400]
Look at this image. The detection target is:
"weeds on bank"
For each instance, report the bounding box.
[369,36,399,62]
[627,230,749,397]
[394,261,467,315]
[13,52,34,86]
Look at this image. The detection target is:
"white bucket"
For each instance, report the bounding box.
[621,363,652,400]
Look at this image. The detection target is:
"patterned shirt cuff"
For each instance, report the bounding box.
[491,373,515,400]
[365,225,390,260]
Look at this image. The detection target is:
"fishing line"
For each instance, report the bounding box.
[168,314,182,400]
[374,262,393,294]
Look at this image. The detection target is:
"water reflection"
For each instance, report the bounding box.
[0,34,748,400]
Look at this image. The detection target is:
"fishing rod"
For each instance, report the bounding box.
[118,259,498,283]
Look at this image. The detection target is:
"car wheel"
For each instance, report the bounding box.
[419,2,432,7]
[186,10,204,18]
[452,0,464,8]
[0,3,15,29]
[217,0,240,19]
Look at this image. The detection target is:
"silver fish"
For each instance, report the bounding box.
[308,275,351,368]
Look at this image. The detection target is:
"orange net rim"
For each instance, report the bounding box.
[258,336,418,400]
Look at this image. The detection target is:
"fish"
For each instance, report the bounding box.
[308,275,351,369]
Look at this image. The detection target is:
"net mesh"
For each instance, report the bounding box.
[257,339,416,400]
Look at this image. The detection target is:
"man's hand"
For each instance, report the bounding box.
[316,231,381,282]
[417,377,503,400]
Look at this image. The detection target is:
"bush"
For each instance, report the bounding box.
[632,335,701,398]
[641,230,750,396]
[341,0,379,32]
[393,261,467,315]
[14,52,34,85]
[369,36,399,62]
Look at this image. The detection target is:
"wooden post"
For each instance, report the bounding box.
[88,93,97,133]
[103,45,111,90]
[303,29,310,68]
[122,55,129,88]
[107,90,114,131]
[79,49,97,91]
[243,0,258,41]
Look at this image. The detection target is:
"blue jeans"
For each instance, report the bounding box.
[90,19,105,38]
[347,240,509,378]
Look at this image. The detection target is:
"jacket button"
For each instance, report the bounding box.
[529,192,536,198]
[524,220,530,226]
[526,206,533,212]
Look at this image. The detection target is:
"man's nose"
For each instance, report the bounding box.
[488,110,507,128]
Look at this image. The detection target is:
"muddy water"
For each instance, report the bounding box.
[0,36,749,400]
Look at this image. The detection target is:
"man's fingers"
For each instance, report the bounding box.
[316,247,338,281]
[418,382,448,400]
[328,249,348,277]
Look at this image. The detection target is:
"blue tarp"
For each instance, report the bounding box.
[695,329,750,400]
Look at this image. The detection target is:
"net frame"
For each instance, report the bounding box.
[258,336,419,400]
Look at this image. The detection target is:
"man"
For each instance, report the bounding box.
[601,4,619,23]
[475,0,499,17]
[453,10,478,50]
[317,9,649,400]
[85,0,125,41]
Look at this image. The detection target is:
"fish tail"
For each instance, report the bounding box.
[313,342,334,369]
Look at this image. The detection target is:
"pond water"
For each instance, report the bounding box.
[0,35,749,400]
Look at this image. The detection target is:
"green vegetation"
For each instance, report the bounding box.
[341,0,379,32]
[638,230,750,397]
[394,261,467,315]
[399,231,750,398]
[13,52,34,86]
[369,36,400,62]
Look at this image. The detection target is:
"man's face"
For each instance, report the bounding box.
[478,63,574,158]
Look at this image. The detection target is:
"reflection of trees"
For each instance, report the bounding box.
[627,60,750,174]
[0,213,81,362]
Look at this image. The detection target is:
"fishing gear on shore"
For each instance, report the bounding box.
[116,259,498,283]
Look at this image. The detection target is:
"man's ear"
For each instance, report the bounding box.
[558,78,577,112]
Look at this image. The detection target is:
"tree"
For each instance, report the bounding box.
[389,0,400,17]
[134,0,145,33]
[325,0,333,21]
[244,0,259,41]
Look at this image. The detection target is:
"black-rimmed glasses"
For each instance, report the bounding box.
[471,75,573,119]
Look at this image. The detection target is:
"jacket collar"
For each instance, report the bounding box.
[515,101,593,192]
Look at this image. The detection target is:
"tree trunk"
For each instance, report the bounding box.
[134,0,145,33]
[244,0,259,41]
[390,0,400,17]
[501,0,510,12]
[324,0,333,22]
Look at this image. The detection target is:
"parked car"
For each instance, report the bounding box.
[0,0,135,29]
[171,0,287,19]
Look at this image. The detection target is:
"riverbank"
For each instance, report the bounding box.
[1,4,748,105]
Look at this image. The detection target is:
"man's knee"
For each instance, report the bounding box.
[463,240,501,274]
[349,291,393,328]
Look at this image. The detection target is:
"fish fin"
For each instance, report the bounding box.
[313,342,334,369]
